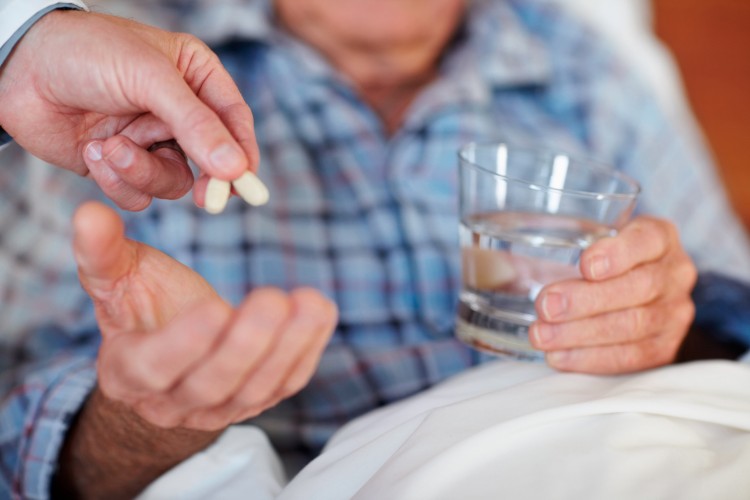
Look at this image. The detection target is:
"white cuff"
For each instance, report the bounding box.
[0,0,88,48]
[137,426,287,500]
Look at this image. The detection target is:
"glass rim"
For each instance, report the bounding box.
[458,141,642,201]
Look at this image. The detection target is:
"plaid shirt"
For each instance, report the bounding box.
[3,1,750,498]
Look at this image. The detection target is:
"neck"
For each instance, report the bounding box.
[275,0,464,133]
[358,71,439,135]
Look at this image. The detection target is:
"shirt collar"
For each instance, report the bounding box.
[460,0,552,89]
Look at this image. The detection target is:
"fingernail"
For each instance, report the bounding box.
[541,292,567,320]
[530,323,552,347]
[106,143,133,169]
[210,143,244,174]
[589,255,610,279]
[86,142,103,161]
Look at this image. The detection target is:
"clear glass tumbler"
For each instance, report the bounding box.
[456,142,641,360]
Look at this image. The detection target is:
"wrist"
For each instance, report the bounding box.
[0,8,72,128]
[53,386,222,499]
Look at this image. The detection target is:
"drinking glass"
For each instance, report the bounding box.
[456,142,641,360]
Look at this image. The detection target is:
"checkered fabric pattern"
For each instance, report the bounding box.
[3,1,750,498]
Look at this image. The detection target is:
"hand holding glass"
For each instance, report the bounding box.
[456,142,641,360]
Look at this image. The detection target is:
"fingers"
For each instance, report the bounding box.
[531,216,697,374]
[73,202,134,285]
[537,217,696,323]
[543,329,686,375]
[114,287,337,431]
[164,289,291,414]
[183,289,336,429]
[84,136,194,210]
[531,300,695,351]
[98,300,231,406]
[178,36,260,177]
[215,288,338,419]
[536,262,667,323]
[139,39,257,181]
[580,216,674,281]
[192,172,211,208]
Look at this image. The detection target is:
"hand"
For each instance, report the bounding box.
[73,202,338,430]
[529,216,697,374]
[0,10,259,210]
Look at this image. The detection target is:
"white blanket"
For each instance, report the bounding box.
[141,361,750,500]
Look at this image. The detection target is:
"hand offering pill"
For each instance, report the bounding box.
[203,171,269,214]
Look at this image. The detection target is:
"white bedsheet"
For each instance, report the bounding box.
[141,361,750,500]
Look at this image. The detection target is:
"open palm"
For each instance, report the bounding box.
[73,202,338,431]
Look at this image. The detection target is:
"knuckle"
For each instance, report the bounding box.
[618,345,642,372]
[179,377,226,407]
[118,358,156,392]
[97,370,126,402]
[623,307,646,337]
[679,259,698,290]
[283,370,313,397]
[127,165,160,191]
[182,105,219,133]
[676,301,696,329]
[233,406,263,423]
[644,216,670,237]
[177,33,211,56]
[634,267,660,303]
[642,217,672,253]
[224,329,257,358]
[236,381,274,410]
[114,192,152,212]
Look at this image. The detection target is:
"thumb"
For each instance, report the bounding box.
[73,201,134,290]
[140,57,254,181]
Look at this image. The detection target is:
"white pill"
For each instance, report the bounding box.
[204,178,231,214]
[232,171,269,206]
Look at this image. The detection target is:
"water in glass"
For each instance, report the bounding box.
[456,211,615,359]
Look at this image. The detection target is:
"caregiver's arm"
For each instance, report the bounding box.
[52,203,338,498]
[0,8,258,210]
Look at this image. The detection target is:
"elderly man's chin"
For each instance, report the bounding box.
[276,0,466,85]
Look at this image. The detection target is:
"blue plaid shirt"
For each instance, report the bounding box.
[3,1,750,498]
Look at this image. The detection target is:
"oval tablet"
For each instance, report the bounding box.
[205,178,231,214]
[232,172,270,207]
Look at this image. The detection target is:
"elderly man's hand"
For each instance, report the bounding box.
[74,202,337,429]
[57,202,337,498]
[529,216,697,374]
[0,10,258,210]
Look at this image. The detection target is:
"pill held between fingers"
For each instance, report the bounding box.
[232,171,270,207]
[205,178,231,214]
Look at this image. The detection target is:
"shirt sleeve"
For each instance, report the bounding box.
[0,0,89,148]
[692,272,750,349]
[0,140,106,499]
[0,334,99,500]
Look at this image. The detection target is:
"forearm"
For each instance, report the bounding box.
[53,387,221,499]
